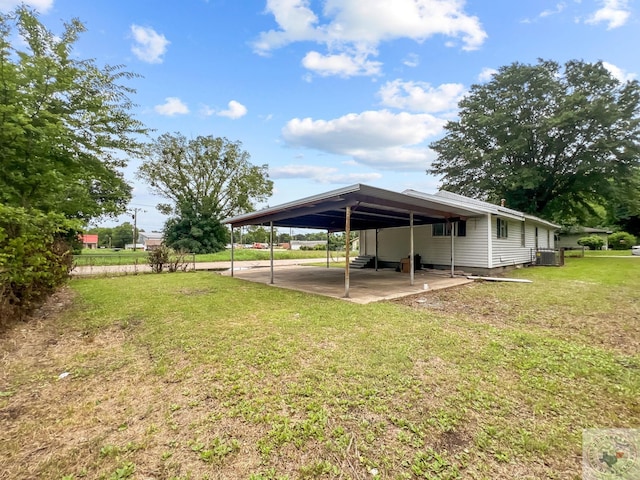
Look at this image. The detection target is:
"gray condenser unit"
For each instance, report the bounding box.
[536,250,556,266]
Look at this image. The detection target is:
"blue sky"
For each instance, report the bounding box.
[4,0,639,231]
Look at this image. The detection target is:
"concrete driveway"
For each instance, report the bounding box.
[222,265,473,304]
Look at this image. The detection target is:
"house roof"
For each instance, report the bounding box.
[223,184,484,232]
[81,234,98,243]
[405,190,560,229]
[561,226,612,235]
[139,232,164,241]
[223,184,560,231]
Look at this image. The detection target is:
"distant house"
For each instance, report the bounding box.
[290,240,327,250]
[80,234,98,249]
[557,227,612,250]
[138,232,164,251]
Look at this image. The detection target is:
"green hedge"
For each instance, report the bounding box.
[608,231,637,250]
[0,205,78,325]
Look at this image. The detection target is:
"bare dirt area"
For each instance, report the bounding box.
[392,282,640,356]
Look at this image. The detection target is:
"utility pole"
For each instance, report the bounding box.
[131,207,144,251]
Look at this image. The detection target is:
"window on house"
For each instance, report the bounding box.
[432,222,450,236]
[521,222,526,247]
[433,220,466,237]
[457,220,466,237]
[497,218,508,238]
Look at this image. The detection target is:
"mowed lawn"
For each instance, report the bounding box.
[1,258,638,479]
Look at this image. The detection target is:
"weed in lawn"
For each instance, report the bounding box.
[410,449,461,479]
[108,462,135,479]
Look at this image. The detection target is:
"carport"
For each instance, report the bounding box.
[222,184,480,298]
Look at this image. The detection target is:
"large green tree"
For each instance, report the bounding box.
[137,133,273,253]
[0,8,147,221]
[138,133,273,218]
[429,59,640,223]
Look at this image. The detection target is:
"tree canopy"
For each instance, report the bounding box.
[137,133,273,253]
[428,59,640,224]
[0,8,147,221]
[138,133,273,219]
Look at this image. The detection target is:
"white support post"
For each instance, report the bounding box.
[269,222,274,284]
[230,226,234,277]
[326,231,330,268]
[344,206,351,298]
[410,212,414,286]
[450,221,455,278]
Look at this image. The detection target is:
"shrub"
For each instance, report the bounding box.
[0,205,78,325]
[147,245,170,273]
[147,245,191,273]
[608,231,637,250]
[577,235,605,250]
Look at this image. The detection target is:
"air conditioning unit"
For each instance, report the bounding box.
[536,250,556,266]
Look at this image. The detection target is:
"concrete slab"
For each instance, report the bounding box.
[222,265,473,304]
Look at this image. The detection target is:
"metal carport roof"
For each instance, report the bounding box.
[222,184,487,299]
[222,184,483,231]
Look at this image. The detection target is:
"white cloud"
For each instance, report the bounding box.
[378,80,465,113]
[403,53,420,68]
[217,100,247,119]
[540,2,567,18]
[254,0,487,77]
[0,0,52,12]
[282,110,445,170]
[269,164,382,184]
[585,0,630,29]
[477,67,498,82]
[302,51,382,77]
[130,25,170,64]
[602,61,637,82]
[154,97,189,116]
[200,105,216,117]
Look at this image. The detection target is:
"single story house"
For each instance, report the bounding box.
[80,234,98,249]
[290,240,327,250]
[138,232,164,251]
[361,189,560,274]
[224,185,560,283]
[557,227,611,250]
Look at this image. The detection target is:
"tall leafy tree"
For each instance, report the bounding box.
[137,133,273,252]
[429,59,640,223]
[0,8,147,221]
[138,133,273,218]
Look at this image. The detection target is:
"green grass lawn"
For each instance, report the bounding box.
[1,257,638,479]
[564,248,635,258]
[74,249,344,266]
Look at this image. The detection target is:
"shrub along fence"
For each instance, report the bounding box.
[0,205,78,326]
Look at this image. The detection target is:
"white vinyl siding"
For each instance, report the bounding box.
[362,218,488,268]
[361,217,556,271]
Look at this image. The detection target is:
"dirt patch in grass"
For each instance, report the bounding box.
[393,283,640,356]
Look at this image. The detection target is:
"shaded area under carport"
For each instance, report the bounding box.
[222,265,473,304]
